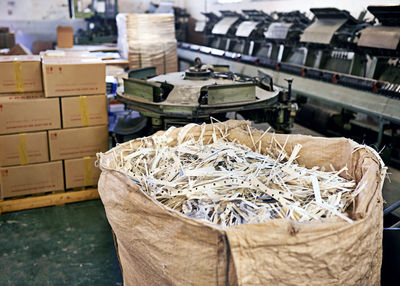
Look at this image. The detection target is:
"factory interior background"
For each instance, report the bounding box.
[0,0,399,285]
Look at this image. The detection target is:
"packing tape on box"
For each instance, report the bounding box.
[13,61,24,92]
[79,96,90,126]
[83,156,93,186]
[17,133,29,165]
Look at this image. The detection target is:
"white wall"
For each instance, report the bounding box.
[0,0,70,20]
[119,0,185,13]
[0,0,185,21]
[184,0,400,20]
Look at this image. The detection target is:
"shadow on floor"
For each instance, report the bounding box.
[0,200,122,285]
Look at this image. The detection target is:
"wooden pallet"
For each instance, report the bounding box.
[0,188,100,214]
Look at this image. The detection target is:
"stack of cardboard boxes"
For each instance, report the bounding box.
[0,53,108,199]
[117,14,178,74]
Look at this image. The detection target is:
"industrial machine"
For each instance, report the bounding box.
[263,11,312,64]
[196,12,221,47]
[173,7,190,43]
[209,11,245,50]
[229,10,273,56]
[117,58,297,133]
[357,5,400,84]
[69,0,118,44]
[300,8,370,76]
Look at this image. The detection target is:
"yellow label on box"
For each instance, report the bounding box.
[79,96,90,126]
[13,61,24,92]
[17,133,29,165]
[83,156,93,186]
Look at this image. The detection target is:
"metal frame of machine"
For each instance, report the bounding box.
[229,10,273,56]
[117,59,297,133]
[357,5,400,84]
[300,8,370,77]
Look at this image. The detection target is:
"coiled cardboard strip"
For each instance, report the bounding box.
[83,156,93,186]
[17,133,29,165]
[13,61,24,92]
[79,96,90,126]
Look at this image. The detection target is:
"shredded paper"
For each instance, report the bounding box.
[102,122,357,226]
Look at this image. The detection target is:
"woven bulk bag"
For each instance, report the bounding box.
[97,120,385,286]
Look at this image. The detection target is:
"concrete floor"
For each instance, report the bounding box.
[0,200,122,285]
[0,123,398,284]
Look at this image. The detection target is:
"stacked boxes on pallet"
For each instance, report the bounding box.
[42,52,108,190]
[117,13,178,74]
[0,55,64,199]
[0,53,108,199]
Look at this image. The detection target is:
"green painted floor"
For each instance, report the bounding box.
[0,200,122,285]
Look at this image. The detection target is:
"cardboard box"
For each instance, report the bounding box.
[48,125,108,160]
[0,131,49,167]
[42,57,106,97]
[61,94,108,128]
[0,55,43,93]
[57,26,73,48]
[0,161,64,199]
[0,97,61,135]
[64,157,101,189]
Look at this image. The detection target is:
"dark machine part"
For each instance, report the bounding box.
[275,10,311,27]
[368,5,400,27]
[199,12,221,34]
[184,58,212,80]
[278,11,313,65]
[243,9,273,23]
[69,0,118,44]
[229,10,273,55]
[300,8,370,76]
[200,12,222,48]
[306,8,365,48]
[110,112,148,146]
[173,7,190,42]
[357,5,400,84]
[210,10,245,50]
[260,10,312,64]
[257,70,274,92]
[254,70,297,133]
[275,78,297,133]
[382,200,400,285]
[270,10,311,45]
[283,78,293,101]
